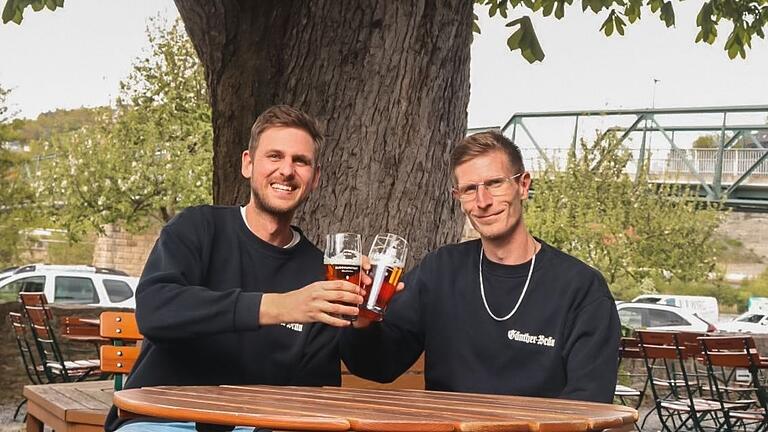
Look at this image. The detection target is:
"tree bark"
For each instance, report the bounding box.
[174,0,472,265]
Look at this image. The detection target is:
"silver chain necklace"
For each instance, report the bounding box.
[479,244,536,321]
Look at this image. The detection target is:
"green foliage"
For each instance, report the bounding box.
[34,17,212,239]
[6,0,764,64]
[0,84,38,266]
[474,0,768,63]
[525,133,724,301]
[1,0,62,24]
[692,134,719,149]
[741,269,768,300]
[45,235,94,265]
[9,108,104,144]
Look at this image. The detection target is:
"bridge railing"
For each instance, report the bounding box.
[521,147,768,186]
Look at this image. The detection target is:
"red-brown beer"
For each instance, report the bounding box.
[359,263,403,321]
[324,260,361,321]
[324,263,362,285]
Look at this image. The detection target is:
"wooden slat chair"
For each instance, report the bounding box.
[637,330,724,432]
[61,316,105,357]
[616,336,647,410]
[699,336,768,431]
[19,292,101,383]
[61,316,102,337]
[99,311,142,390]
[8,311,45,420]
[675,331,712,398]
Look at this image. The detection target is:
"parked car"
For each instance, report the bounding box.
[0,264,137,308]
[617,302,717,333]
[717,312,768,334]
[0,266,19,283]
[631,294,720,324]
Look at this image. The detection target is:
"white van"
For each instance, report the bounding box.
[631,294,719,324]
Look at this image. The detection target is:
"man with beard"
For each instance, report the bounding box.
[106,105,364,432]
[341,131,619,404]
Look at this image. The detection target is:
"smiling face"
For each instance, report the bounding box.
[241,126,320,218]
[454,149,531,242]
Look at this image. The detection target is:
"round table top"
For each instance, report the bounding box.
[114,385,637,432]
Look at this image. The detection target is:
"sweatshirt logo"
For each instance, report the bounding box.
[507,329,556,347]
[281,323,304,332]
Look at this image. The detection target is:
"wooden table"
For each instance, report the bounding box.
[24,380,114,432]
[114,385,638,431]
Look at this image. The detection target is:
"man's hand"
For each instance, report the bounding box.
[260,280,365,327]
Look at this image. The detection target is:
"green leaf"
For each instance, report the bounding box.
[507,26,524,50]
[505,16,545,63]
[614,14,626,35]
[555,0,566,19]
[2,0,20,24]
[659,1,675,27]
[542,0,555,17]
[600,12,615,36]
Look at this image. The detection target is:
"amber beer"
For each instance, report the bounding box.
[359,261,404,321]
[324,260,362,286]
[324,233,362,321]
[359,233,408,322]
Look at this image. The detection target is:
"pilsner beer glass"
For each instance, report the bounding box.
[324,233,363,320]
[359,233,408,322]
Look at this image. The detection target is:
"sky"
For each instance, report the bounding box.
[1,1,767,152]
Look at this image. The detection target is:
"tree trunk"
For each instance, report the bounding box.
[174,0,472,265]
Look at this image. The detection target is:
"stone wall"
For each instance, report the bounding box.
[92,224,160,277]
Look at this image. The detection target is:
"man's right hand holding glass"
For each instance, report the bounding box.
[260,280,365,327]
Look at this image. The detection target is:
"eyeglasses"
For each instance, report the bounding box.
[452,173,523,201]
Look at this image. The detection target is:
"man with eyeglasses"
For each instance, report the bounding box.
[341,130,620,403]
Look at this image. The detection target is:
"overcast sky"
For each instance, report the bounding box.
[1,1,766,150]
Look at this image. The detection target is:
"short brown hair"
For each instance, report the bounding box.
[450,130,524,176]
[248,105,324,153]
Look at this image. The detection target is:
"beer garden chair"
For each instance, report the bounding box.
[637,330,725,431]
[18,292,101,383]
[99,310,142,390]
[699,335,768,431]
[7,311,46,421]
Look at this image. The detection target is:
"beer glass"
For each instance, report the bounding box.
[324,233,362,320]
[359,233,408,322]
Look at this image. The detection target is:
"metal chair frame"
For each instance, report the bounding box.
[699,335,768,432]
[638,330,725,432]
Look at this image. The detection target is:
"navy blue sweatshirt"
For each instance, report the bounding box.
[340,239,619,403]
[105,205,338,431]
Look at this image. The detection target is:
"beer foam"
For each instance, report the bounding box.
[324,253,360,265]
[369,253,404,268]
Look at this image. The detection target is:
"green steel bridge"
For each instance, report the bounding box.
[487,105,768,212]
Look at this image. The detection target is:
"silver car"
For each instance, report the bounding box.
[617,302,717,333]
[0,264,137,308]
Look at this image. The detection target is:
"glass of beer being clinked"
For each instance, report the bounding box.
[359,233,407,322]
[324,233,363,321]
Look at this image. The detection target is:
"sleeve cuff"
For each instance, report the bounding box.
[234,291,263,331]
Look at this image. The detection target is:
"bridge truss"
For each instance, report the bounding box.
[496,105,768,211]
